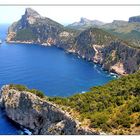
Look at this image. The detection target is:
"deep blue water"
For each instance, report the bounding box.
[0,24,115,134]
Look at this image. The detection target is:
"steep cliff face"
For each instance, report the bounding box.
[7,8,64,45]
[101,41,140,74]
[61,28,140,75]
[7,8,140,75]
[0,85,98,135]
[68,28,116,60]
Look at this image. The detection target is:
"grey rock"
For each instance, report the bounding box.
[0,85,99,135]
[129,15,140,23]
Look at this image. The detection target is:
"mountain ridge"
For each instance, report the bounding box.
[67,17,105,30]
[129,15,140,23]
[67,18,140,47]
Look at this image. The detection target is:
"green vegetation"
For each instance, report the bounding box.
[48,71,140,134]
[8,71,140,134]
[15,28,37,41]
[100,21,140,48]
[79,28,119,46]
[9,84,45,98]
[28,89,44,98]
[90,28,117,45]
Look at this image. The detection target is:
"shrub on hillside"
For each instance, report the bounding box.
[9,84,45,98]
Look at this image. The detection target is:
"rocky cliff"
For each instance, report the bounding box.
[129,15,140,23]
[7,8,140,75]
[60,28,140,75]
[0,85,98,135]
[7,8,64,45]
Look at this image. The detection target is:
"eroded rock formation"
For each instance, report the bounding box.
[0,85,98,135]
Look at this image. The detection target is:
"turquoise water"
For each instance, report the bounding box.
[0,24,114,134]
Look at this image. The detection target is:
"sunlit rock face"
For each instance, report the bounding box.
[0,85,98,135]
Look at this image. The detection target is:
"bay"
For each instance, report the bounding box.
[0,24,114,134]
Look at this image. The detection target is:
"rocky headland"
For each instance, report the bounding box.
[0,85,98,135]
[7,8,140,75]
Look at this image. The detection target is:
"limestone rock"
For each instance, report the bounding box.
[0,85,98,135]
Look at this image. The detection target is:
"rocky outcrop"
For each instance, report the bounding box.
[100,41,140,74]
[129,15,140,23]
[7,8,64,45]
[0,85,98,135]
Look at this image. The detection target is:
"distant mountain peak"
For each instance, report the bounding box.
[25,8,41,18]
[80,17,90,23]
[67,17,104,30]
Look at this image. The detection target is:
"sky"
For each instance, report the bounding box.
[0,6,140,25]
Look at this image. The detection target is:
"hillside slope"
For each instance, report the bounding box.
[49,71,140,134]
[102,20,140,47]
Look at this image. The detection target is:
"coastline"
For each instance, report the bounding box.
[62,46,120,77]
[6,40,120,78]
[0,85,100,135]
